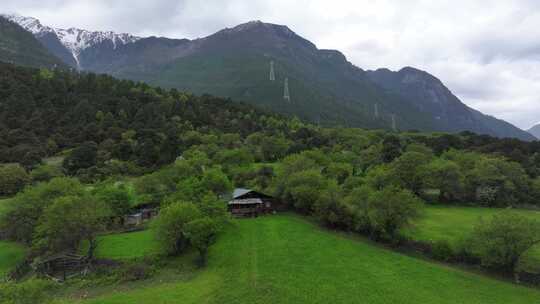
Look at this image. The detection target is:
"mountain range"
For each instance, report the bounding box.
[0,13,535,141]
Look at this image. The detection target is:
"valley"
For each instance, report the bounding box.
[1,6,540,304]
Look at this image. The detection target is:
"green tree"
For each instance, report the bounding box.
[280,169,328,213]
[214,148,254,169]
[0,163,30,196]
[21,150,43,170]
[152,202,202,255]
[200,167,232,195]
[0,177,84,243]
[470,212,540,275]
[184,217,218,266]
[95,184,134,218]
[260,135,291,161]
[469,158,530,206]
[381,135,402,163]
[406,143,434,157]
[425,158,464,202]
[33,194,110,258]
[391,151,431,195]
[63,141,98,175]
[363,186,423,241]
[324,162,353,184]
[198,192,228,227]
[362,164,397,191]
[343,185,375,232]
[313,180,346,227]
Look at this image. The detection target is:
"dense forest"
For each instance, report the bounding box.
[1,62,539,175]
[1,62,540,301]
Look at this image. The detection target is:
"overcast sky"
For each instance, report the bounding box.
[3,0,540,129]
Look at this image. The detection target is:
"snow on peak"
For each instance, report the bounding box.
[1,13,53,36]
[2,13,141,69]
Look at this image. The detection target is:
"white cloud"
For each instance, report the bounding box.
[3,0,540,129]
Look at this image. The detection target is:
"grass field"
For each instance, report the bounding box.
[405,205,540,270]
[0,241,26,278]
[88,230,160,260]
[69,214,539,304]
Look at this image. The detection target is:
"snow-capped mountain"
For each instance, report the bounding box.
[2,13,141,69]
[1,14,535,140]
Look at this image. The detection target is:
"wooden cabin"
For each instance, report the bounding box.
[228,188,275,217]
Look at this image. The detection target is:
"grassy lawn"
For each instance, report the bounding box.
[0,241,26,278]
[405,205,540,271]
[89,230,160,260]
[69,214,539,304]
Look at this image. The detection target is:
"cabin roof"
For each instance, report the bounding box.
[233,188,252,199]
[232,188,273,200]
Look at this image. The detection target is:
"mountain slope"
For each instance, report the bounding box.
[0,16,64,68]
[5,16,534,140]
[528,124,540,140]
[94,21,444,131]
[366,67,535,140]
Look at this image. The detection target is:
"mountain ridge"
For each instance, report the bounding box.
[0,15,65,69]
[2,15,535,141]
[2,13,141,69]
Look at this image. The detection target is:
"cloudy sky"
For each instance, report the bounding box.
[3,0,540,129]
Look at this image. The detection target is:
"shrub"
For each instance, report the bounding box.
[152,202,202,255]
[431,240,454,262]
[117,262,155,282]
[0,163,30,196]
[0,278,57,304]
[470,212,540,274]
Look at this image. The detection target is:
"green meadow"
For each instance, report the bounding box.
[67,215,539,304]
[91,229,160,260]
[0,241,26,278]
[406,205,540,270]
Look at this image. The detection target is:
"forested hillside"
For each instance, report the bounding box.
[1,62,539,175]
[0,62,311,172]
[1,63,540,302]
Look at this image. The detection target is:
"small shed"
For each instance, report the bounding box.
[228,188,275,217]
[124,202,159,227]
